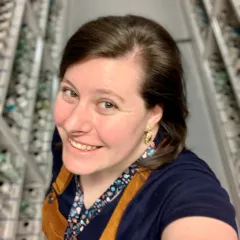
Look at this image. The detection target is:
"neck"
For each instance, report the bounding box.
[80,160,131,209]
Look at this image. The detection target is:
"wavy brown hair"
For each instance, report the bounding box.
[59,15,188,168]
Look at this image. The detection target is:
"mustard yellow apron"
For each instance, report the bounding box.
[42,166,150,239]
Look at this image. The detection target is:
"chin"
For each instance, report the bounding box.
[62,153,99,176]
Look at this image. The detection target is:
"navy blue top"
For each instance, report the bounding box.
[48,128,238,239]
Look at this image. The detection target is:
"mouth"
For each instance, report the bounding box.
[69,138,102,152]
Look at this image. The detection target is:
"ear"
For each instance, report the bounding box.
[147,105,163,129]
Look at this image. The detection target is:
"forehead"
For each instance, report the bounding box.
[64,57,143,94]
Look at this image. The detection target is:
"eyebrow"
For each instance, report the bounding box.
[62,79,79,93]
[94,89,125,102]
[62,78,124,103]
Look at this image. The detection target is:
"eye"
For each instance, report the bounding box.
[97,100,118,114]
[62,87,78,98]
[98,101,115,109]
[60,86,78,103]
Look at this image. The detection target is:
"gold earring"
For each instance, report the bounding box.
[144,127,152,145]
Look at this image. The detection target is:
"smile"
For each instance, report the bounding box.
[69,139,100,151]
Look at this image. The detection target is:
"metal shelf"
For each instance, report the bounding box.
[24,0,51,39]
[202,0,213,17]
[0,116,45,184]
[0,0,67,238]
[55,0,64,11]
[24,0,43,38]
[229,0,240,22]
[0,0,27,114]
[15,182,47,238]
[211,18,240,108]
[23,38,44,145]
[42,43,58,72]
[202,58,240,227]
[30,0,51,37]
[182,1,205,54]
[0,162,26,240]
[182,0,240,226]
[57,0,68,53]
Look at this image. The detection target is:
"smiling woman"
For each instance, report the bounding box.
[55,56,163,177]
[41,15,238,240]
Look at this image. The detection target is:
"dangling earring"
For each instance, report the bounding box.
[144,127,152,145]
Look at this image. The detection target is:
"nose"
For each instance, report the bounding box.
[63,104,93,135]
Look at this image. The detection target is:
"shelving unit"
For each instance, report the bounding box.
[182,0,240,227]
[184,1,205,54]
[0,163,25,240]
[230,0,240,22]
[0,0,67,239]
[0,0,27,114]
[211,18,240,106]
[202,0,213,16]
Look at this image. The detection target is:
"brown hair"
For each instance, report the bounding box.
[59,15,188,168]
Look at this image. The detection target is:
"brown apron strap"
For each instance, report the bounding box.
[100,168,151,240]
[42,164,75,239]
[52,164,73,195]
[43,166,149,239]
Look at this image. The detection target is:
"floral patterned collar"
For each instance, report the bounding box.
[64,131,161,239]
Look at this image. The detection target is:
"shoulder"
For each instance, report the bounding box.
[145,149,222,196]
[150,149,218,183]
[141,150,237,235]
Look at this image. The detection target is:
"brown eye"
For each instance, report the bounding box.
[63,88,77,98]
[61,87,78,103]
[97,100,118,115]
[99,101,115,109]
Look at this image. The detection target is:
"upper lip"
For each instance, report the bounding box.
[69,138,101,147]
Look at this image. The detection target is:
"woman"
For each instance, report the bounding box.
[42,15,238,239]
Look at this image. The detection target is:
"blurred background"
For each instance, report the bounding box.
[0,0,239,238]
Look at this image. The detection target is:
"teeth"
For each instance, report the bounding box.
[69,139,97,151]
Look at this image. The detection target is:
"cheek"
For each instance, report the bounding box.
[96,112,146,145]
[53,95,72,126]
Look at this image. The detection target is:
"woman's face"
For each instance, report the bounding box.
[54,57,162,175]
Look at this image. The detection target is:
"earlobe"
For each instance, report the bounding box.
[144,126,153,145]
